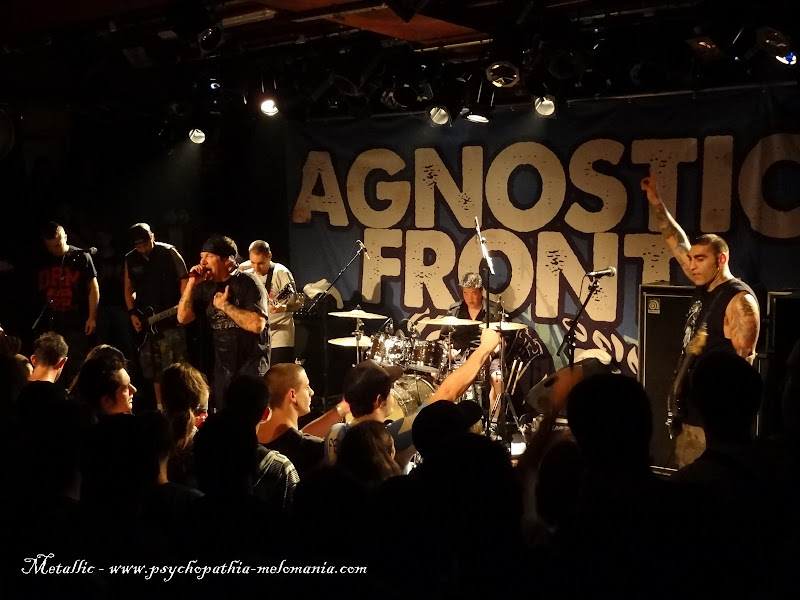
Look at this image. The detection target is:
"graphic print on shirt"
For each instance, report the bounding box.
[682,299,703,350]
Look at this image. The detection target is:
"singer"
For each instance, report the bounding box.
[177,234,270,411]
[35,221,100,386]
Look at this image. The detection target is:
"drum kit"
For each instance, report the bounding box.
[327,307,531,421]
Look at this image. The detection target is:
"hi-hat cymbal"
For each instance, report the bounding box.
[328,309,387,319]
[479,321,528,331]
[328,336,372,347]
[417,315,481,327]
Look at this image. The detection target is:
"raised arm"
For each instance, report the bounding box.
[177,265,205,324]
[213,285,267,334]
[641,172,693,279]
[726,292,760,364]
[435,327,501,402]
[86,278,99,335]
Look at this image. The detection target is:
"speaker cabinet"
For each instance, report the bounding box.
[638,284,695,469]
[758,291,800,436]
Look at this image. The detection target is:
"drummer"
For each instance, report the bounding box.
[443,272,504,417]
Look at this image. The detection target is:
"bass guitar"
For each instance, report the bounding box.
[665,324,707,439]
[133,305,179,349]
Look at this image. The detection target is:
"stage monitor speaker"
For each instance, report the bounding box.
[758,291,800,436]
[638,284,695,469]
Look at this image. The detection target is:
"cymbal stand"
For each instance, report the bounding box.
[352,310,365,365]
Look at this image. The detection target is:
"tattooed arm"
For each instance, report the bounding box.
[725,292,760,364]
[640,172,693,279]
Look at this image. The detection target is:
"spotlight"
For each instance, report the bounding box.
[756,26,794,63]
[464,78,494,124]
[188,128,206,144]
[428,105,451,126]
[777,51,797,65]
[260,98,279,116]
[198,25,223,52]
[533,95,556,117]
[486,60,520,88]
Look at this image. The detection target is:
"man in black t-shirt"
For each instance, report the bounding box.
[177,235,269,411]
[642,172,760,466]
[36,222,99,387]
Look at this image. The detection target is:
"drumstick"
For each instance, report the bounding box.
[510,360,532,395]
[507,359,518,394]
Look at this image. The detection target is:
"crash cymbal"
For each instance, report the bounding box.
[328,336,372,347]
[417,315,482,327]
[479,321,528,331]
[328,309,387,319]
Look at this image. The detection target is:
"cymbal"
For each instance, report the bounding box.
[417,315,481,327]
[328,309,387,319]
[479,321,528,331]
[328,336,372,347]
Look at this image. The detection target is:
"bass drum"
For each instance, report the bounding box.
[388,374,436,420]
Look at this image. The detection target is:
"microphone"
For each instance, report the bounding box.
[586,266,617,279]
[87,247,98,255]
[357,240,371,260]
[180,268,210,280]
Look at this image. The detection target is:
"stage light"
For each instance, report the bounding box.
[533,95,556,117]
[777,51,797,65]
[188,128,206,144]
[486,60,520,88]
[428,105,450,126]
[260,98,279,116]
[464,77,494,124]
[199,25,222,52]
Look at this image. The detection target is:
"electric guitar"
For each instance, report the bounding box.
[133,305,179,349]
[270,281,296,309]
[665,324,708,439]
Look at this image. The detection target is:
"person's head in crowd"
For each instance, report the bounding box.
[136,410,174,485]
[412,401,468,460]
[248,240,272,278]
[15,381,86,498]
[224,374,270,428]
[343,360,402,420]
[68,344,128,396]
[160,362,209,450]
[690,352,762,443]
[41,221,69,258]
[336,420,400,487]
[199,234,238,282]
[15,354,33,379]
[0,354,30,413]
[458,400,484,435]
[535,437,583,530]
[81,414,162,512]
[129,222,155,256]
[30,331,68,383]
[567,374,652,468]
[265,363,313,420]
[460,272,483,311]
[193,412,257,497]
[77,354,136,418]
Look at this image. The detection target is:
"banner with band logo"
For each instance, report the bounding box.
[287,88,800,376]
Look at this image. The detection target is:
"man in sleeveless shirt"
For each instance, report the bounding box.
[641,172,760,466]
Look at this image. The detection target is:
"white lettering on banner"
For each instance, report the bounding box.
[624,233,673,284]
[414,146,483,229]
[347,149,410,229]
[630,138,698,232]
[485,142,566,232]
[565,139,628,233]
[457,228,534,313]
[701,135,734,232]
[293,151,349,226]
[739,133,800,239]
[403,230,457,310]
[362,228,403,304]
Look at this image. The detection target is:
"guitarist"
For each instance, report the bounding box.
[123,222,189,410]
[641,173,760,466]
[242,240,302,365]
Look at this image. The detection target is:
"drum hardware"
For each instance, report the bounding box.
[365,332,410,366]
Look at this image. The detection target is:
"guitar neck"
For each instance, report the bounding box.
[148,305,178,325]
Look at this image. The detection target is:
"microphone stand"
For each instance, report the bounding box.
[307,242,367,401]
[557,276,601,368]
[475,218,498,438]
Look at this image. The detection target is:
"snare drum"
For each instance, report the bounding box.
[407,339,444,374]
[388,374,436,420]
[366,333,409,366]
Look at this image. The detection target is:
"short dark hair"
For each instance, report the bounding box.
[265,363,305,410]
[33,332,68,367]
[41,221,64,239]
[344,364,391,418]
[691,234,729,257]
[224,374,270,427]
[77,355,126,413]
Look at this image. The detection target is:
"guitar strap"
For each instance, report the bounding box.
[266,265,275,296]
